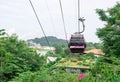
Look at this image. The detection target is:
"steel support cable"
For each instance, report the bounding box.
[78,0,80,33]
[28,0,54,53]
[74,0,78,32]
[45,0,62,46]
[45,0,57,37]
[59,0,68,45]
[78,0,85,33]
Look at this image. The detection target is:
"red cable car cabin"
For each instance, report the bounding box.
[68,33,86,54]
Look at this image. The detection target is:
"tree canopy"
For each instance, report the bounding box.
[0,29,44,82]
[96,2,120,56]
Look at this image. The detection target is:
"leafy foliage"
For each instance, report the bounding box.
[0,30,44,82]
[82,56,120,82]
[10,69,78,82]
[0,29,6,36]
[86,42,102,50]
[96,2,120,56]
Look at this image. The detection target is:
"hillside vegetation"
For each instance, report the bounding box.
[27,36,101,50]
[27,36,67,46]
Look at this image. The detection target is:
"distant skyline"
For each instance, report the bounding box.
[0,0,119,42]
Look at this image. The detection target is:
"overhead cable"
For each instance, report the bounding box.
[45,0,57,36]
[78,0,80,33]
[28,0,54,53]
[78,0,85,33]
[58,0,68,44]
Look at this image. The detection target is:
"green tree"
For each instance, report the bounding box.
[96,2,120,56]
[93,43,102,49]
[0,29,6,36]
[0,30,44,82]
[53,44,63,54]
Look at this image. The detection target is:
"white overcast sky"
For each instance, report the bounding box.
[0,0,119,42]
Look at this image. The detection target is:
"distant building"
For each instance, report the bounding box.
[46,56,57,64]
[28,41,41,48]
[28,41,55,56]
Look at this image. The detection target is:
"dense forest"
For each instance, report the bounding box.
[1,2,120,82]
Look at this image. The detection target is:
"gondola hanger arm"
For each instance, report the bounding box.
[79,17,85,33]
